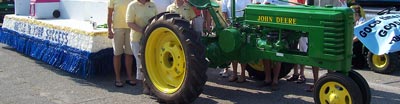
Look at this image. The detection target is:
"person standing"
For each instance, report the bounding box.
[351,4,366,69]
[126,0,157,94]
[250,0,284,91]
[166,0,196,21]
[184,0,208,36]
[108,0,135,87]
[221,0,252,83]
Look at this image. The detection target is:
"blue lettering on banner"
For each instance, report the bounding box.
[45,29,69,45]
[11,20,70,45]
[355,14,400,55]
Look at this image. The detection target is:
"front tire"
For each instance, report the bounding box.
[314,73,363,104]
[348,70,371,104]
[141,12,207,103]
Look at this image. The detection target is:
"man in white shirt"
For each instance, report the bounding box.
[152,0,174,14]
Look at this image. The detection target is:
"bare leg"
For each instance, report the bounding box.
[312,66,320,84]
[300,65,305,76]
[306,66,320,92]
[232,61,238,76]
[296,64,306,84]
[272,62,281,84]
[263,60,272,83]
[237,63,247,83]
[113,55,122,82]
[288,64,300,81]
[293,64,299,75]
[125,54,136,83]
[229,61,239,82]
[240,63,246,78]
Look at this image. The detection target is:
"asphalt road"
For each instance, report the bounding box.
[1,42,400,104]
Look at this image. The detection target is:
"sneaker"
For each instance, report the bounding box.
[287,74,299,82]
[219,69,229,78]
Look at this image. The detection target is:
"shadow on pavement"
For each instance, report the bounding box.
[1,45,144,96]
[195,68,315,104]
[371,88,400,103]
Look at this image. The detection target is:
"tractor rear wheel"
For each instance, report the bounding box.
[140,12,207,103]
[314,72,363,104]
[367,52,399,74]
[246,61,294,80]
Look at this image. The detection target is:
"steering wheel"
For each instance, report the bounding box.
[377,7,399,15]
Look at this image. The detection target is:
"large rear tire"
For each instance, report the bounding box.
[140,12,207,103]
[367,52,399,74]
[246,61,294,80]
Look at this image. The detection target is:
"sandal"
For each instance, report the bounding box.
[287,74,299,82]
[228,75,238,82]
[296,75,306,84]
[115,81,123,87]
[237,76,246,83]
[305,85,314,92]
[125,80,137,86]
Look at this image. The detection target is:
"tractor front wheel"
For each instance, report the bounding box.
[348,70,371,104]
[314,73,363,104]
[140,12,207,103]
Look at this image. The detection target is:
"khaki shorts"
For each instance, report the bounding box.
[112,28,133,55]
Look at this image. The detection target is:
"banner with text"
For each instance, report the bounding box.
[354,14,400,55]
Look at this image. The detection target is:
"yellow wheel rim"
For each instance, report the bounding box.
[372,54,388,68]
[145,27,186,94]
[248,60,264,72]
[319,82,352,104]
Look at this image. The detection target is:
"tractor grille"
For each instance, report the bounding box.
[322,21,345,56]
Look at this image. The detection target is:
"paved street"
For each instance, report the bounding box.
[1,42,400,104]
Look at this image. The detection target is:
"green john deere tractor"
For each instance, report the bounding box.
[139,0,371,103]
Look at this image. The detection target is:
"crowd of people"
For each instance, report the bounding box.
[106,0,365,94]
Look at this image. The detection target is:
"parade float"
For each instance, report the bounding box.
[0,0,112,77]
